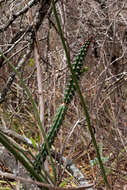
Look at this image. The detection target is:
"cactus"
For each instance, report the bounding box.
[33,104,67,171]
[33,37,92,173]
[64,37,92,104]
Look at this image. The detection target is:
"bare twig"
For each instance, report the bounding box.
[0,171,94,190]
[0,126,38,147]
[0,0,39,33]
[0,0,51,103]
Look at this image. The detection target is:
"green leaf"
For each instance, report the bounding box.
[30,137,37,149]
[28,58,35,67]
[59,180,68,187]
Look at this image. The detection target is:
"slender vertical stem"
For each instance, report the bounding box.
[51,0,110,188]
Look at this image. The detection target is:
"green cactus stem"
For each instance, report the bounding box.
[33,37,92,173]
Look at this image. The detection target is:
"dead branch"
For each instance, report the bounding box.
[0,171,94,190]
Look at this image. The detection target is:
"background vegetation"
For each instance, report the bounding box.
[0,0,127,189]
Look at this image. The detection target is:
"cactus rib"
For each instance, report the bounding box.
[33,37,92,173]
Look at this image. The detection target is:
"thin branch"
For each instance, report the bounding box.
[0,171,94,190]
[3,30,27,55]
[0,0,39,33]
[0,126,38,148]
[0,125,94,190]
[0,0,51,104]
[0,42,33,103]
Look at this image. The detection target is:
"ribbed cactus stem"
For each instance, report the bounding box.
[64,37,92,104]
[34,104,67,172]
[33,37,92,173]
